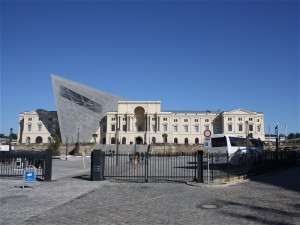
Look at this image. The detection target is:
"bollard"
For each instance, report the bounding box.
[91,150,102,181]
[197,150,204,183]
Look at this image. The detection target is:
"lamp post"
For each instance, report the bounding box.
[9,128,13,152]
[65,137,68,161]
[275,124,279,160]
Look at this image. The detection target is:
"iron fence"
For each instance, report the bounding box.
[0,150,52,181]
[92,150,202,182]
[204,150,298,182]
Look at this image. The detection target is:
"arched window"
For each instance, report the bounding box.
[102,138,106,144]
[184,138,189,144]
[111,137,115,144]
[36,136,43,144]
[26,137,31,144]
[174,138,178,144]
[122,137,126,145]
[195,138,199,144]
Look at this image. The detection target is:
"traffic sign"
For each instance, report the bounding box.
[204,138,211,149]
[204,130,211,138]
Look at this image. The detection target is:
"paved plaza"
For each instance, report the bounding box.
[1,156,299,225]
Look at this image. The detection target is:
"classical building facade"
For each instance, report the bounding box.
[18,109,59,144]
[100,101,265,145]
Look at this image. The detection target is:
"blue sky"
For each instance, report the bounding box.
[1,0,299,136]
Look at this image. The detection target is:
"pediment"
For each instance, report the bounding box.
[224,109,256,115]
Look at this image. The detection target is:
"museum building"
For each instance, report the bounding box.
[18,75,265,144]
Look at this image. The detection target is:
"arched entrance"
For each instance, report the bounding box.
[136,136,143,145]
[111,137,115,144]
[122,137,126,144]
[134,106,145,131]
[152,137,156,144]
[184,138,189,144]
[174,138,178,144]
[36,136,43,144]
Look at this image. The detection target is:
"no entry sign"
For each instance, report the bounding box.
[204,130,211,138]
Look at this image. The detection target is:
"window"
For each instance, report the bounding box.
[239,124,243,131]
[195,138,199,144]
[152,125,156,132]
[111,124,116,131]
[122,118,127,121]
[163,124,168,132]
[228,124,232,132]
[194,125,199,132]
[184,125,188,133]
[48,118,53,121]
[174,119,178,122]
[174,125,178,132]
[111,118,116,121]
[103,125,107,132]
[28,118,32,121]
[48,124,52,132]
[238,118,243,121]
[123,125,127,131]
[257,125,261,132]
[152,118,156,121]
[205,125,209,130]
[184,119,188,122]
[38,124,42,132]
[194,119,198,122]
[249,124,253,132]
[257,119,260,122]
[28,124,32,132]
[138,125,143,131]
[228,118,232,121]
[249,118,253,121]
[39,117,43,121]
[163,118,168,121]
[205,119,209,122]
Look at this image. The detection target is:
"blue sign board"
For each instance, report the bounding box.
[24,171,35,183]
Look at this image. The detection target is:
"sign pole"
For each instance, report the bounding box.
[203,130,212,184]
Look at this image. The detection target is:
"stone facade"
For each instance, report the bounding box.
[18,109,59,144]
[98,101,264,145]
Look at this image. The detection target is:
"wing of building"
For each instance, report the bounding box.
[51,74,127,143]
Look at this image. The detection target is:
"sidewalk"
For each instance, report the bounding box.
[0,156,107,225]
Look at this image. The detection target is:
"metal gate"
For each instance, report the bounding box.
[91,150,203,182]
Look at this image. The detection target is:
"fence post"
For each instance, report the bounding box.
[197,150,204,183]
[44,149,52,181]
[226,151,230,180]
[91,150,102,181]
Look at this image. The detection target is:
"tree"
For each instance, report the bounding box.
[11,133,17,140]
[48,127,61,150]
[92,133,98,143]
[288,133,295,139]
[0,133,4,138]
[162,133,168,143]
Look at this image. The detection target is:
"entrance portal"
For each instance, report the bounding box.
[136,136,143,145]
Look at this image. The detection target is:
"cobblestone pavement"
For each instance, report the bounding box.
[1,156,300,225]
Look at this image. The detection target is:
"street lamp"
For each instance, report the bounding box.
[66,137,68,161]
[9,128,13,151]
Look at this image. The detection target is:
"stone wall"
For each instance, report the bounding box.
[13,143,204,155]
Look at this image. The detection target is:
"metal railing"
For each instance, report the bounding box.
[0,150,52,181]
[91,150,203,182]
[204,150,298,182]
